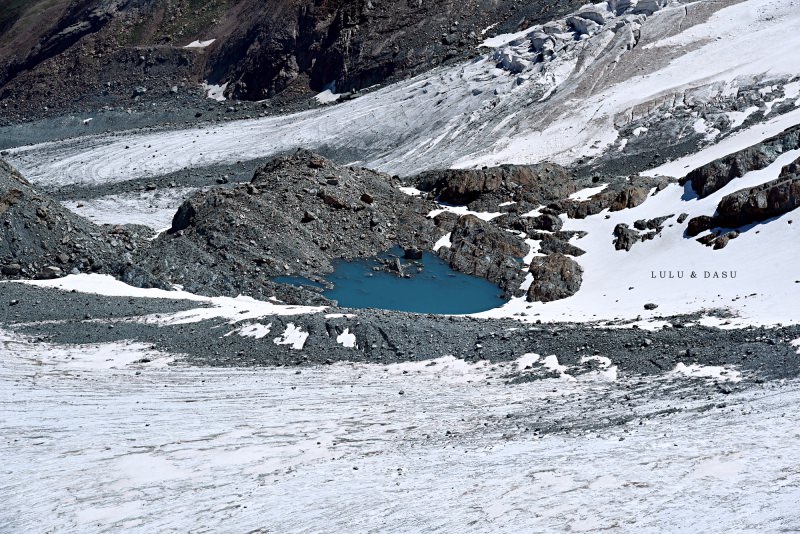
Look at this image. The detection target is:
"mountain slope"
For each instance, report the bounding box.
[0,0,586,115]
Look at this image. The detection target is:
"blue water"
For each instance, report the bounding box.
[275,249,506,314]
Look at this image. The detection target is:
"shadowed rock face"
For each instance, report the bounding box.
[527,252,583,302]
[682,158,800,250]
[682,125,800,198]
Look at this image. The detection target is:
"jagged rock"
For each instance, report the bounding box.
[494,212,564,235]
[438,214,529,294]
[403,247,423,260]
[551,178,673,219]
[682,124,800,198]
[634,215,673,231]
[633,0,666,15]
[170,201,196,233]
[537,234,586,257]
[1,263,21,275]
[527,253,583,302]
[613,223,641,251]
[35,266,63,279]
[531,213,564,232]
[567,16,601,36]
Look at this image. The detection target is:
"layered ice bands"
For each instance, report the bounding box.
[8,0,800,186]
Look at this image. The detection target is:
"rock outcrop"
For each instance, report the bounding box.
[437,214,529,294]
[413,163,577,210]
[549,177,673,219]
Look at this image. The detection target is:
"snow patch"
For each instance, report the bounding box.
[184,39,216,49]
[274,323,309,350]
[569,184,608,201]
[236,323,272,340]
[336,329,357,349]
[428,205,502,221]
[673,363,742,383]
[433,232,452,251]
[315,90,341,105]
[15,275,325,325]
[202,82,228,102]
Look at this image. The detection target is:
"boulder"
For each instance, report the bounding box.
[527,253,583,302]
[686,215,715,237]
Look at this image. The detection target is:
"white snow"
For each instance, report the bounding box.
[184,39,216,49]
[541,354,574,380]
[568,184,608,201]
[336,329,357,349]
[202,82,227,102]
[726,106,760,129]
[234,323,272,340]
[475,148,800,326]
[433,232,452,251]
[673,363,742,383]
[5,331,797,532]
[315,90,341,105]
[428,205,502,222]
[516,353,540,370]
[273,323,309,350]
[13,275,326,325]
[399,186,424,196]
[62,187,196,229]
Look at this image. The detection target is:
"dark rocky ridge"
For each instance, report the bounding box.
[682,124,800,198]
[715,159,800,228]
[684,157,800,248]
